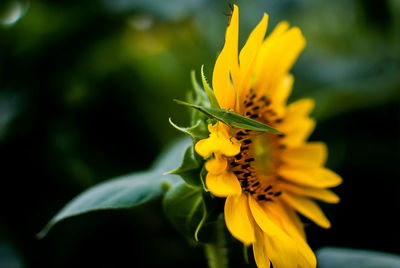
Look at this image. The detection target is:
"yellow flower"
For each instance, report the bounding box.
[195,5,342,268]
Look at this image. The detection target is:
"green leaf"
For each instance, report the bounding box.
[169,118,208,140]
[39,137,191,238]
[174,100,283,134]
[201,65,220,109]
[0,0,30,27]
[151,137,192,172]
[38,171,172,238]
[317,247,400,268]
[167,144,203,187]
[163,181,223,244]
[163,182,205,244]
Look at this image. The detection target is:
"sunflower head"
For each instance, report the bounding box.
[171,5,342,268]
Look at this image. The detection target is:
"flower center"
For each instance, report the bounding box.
[251,134,279,177]
[228,130,282,202]
[227,90,287,201]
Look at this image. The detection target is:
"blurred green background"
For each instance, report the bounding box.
[1,0,399,267]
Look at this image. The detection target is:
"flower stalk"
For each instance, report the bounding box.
[203,215,228,268]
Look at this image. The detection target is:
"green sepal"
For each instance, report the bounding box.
[174,100,283,134]
[189,71,210,125]
[162,182,221,245]
[196,192,224,243]
[169,118,208,140]
[200,165,208,192]
[190,70,209,107]
[166,144,203,187]
[162,182,205,245]
[201,65,220,109]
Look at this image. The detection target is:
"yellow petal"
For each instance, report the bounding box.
[280,118,315,147]
[288,98,314,115]
[250,196,313,267]
[281,192,331,229]
[281,142,327,167]
[274,74,294,105]
[267,74,294,117]
[195,123,241,158]
[264,21,289,40]
[205,154,227,175]
[248,197,298,267]
[265,201,316,268]
[263,232,298,268]
[279,98,315,131]
[224,194,255,245]
[268,27,305,88]
[229,5,240,90]
[269,27,305,90]
[278,166,343,188]
[280,183,340,204]
[254,24,305,97]
[296,241,316,268]
[278,99,315,143]
[212,5,239,110]
[194,139,212,157]
[253,226,271,268]
[253,21,289,91]
[239,13,268,69]
[206,171,241,197]
[262,200,305,240]
[208,122,230,137]
[248,196,283,236]
[238,13,269,101]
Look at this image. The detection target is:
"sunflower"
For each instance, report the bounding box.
[194,5,342,268]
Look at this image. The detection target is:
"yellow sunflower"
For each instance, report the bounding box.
[195,5,342,268]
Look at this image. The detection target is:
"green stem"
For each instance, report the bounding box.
[203,215,228,268]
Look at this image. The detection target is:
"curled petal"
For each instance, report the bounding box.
[205,154,227,175]
[206,171,241,197]
[195,123,241,158]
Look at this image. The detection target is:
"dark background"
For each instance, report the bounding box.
[1,0,399,267]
